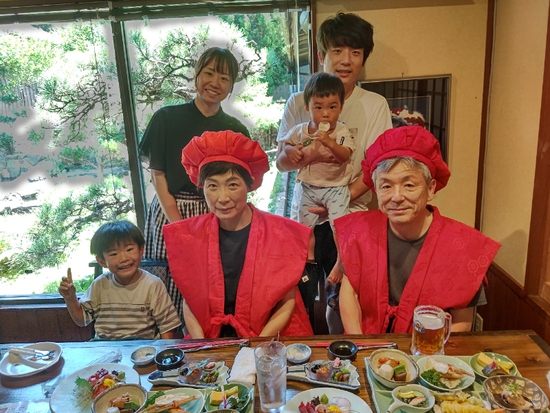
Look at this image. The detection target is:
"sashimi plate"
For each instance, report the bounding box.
[49,363,139,413]
[283,387,371,413]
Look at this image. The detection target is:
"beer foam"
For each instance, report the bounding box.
[419,313,444,329]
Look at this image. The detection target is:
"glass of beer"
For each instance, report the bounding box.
[410,305,452,355]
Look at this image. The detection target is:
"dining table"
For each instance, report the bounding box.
[1,330,550,412]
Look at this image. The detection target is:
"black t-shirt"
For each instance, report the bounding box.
[218,223,251,337]
[138,100,250,195]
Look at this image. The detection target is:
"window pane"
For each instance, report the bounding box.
[0,21,133,296]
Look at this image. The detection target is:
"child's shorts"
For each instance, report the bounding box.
[298,182,350,230]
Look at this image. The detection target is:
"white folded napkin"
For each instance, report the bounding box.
[228,347,256,385]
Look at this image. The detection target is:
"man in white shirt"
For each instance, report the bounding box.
[276,12,392,333]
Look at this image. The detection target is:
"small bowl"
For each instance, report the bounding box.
[417,355,475,392]
[179,362,204,384]
[388,384,435,413]
[287,343,312,364]
[369,348,419,389]
[154,348,186,371]
[131,345,156,366]
[306,360,333,381]
[91,383,147,413]
[483,375,549,413]
[327,340,358,361]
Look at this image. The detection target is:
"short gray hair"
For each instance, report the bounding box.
[372,157,432,188]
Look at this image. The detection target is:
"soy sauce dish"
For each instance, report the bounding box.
[154,348,185,371]
[327,340,358,361]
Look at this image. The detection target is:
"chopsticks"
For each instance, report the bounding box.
[314,342,397,349]
[169,338,249,352]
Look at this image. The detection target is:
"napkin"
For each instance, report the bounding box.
[228,347,256,385]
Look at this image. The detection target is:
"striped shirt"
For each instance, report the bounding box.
[80,269,182,340]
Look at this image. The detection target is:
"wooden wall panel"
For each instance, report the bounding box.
[479,263,550,345]
[0,305,92,343]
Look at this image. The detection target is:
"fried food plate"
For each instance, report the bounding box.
[141,388,205,413]
[417,355,475,392]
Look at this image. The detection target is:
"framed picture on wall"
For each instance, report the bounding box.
[361,75,451,162]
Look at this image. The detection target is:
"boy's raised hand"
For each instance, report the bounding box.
[58,268,76,299]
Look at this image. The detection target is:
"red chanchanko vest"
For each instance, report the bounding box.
[334,206,501,334]
[163,205,314,338]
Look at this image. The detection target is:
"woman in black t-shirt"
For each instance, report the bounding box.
[139,47,249,329]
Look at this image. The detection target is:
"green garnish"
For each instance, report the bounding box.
[117,371,126,380]
[320,394,329,405]
[75,377,92,390]
[421,369,449,389]
[144,390,165,407]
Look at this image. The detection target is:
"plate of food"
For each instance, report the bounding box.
[417,356,475,392]
[367,357,492,413]
[470,352,518,379]
[287,359,361,390]
[49,363,139,413]
[367,349,419,389]
[282,387,372,413]
[0,342,63,378]
[141,388,205,413]
[148,360,229,388]
[204,383,253,412]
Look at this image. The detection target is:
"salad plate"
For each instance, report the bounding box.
[141,388,205,413]
[49,363,139,413]
[282,387,372,413]
[287,359,361,390]
[147,360,229,389]
[0,342,63,378]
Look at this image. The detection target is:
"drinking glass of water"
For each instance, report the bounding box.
[254,341,287,413]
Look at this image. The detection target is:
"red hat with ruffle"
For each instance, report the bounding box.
[182,130,269,191]
[362,126,450,193]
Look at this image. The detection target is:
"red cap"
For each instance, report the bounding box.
[362,126,450,193]
[182,130,269,191]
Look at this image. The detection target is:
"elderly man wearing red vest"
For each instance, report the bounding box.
[336,126,501,334]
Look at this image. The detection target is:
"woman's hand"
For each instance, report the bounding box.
[151,169,183,222]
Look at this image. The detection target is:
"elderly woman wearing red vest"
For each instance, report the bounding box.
[337,126,501,334]
[163,130,314,338]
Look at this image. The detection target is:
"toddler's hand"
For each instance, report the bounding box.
[314,130,331,146]
[327,266,344,284]
[58,268,76,299]
[284,145,304,164]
